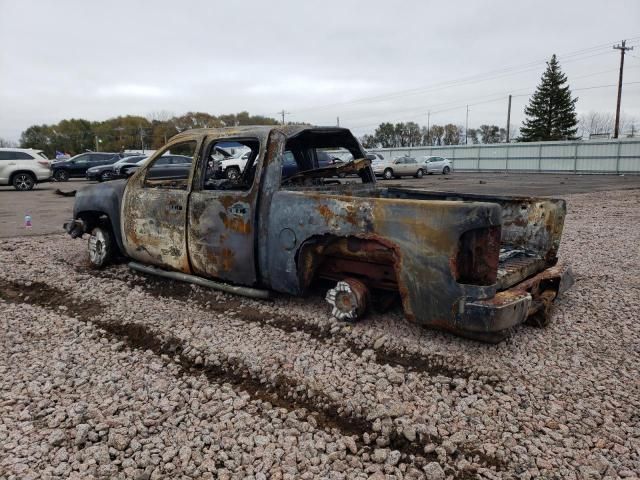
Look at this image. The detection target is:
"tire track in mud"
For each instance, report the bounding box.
[0,277,505,476]
[83,265,501,386]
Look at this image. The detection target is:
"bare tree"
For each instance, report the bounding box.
[0,137,17,147]
[146,110,175,123]
[443,124,463,145]
[578,111,614,138]
[620,114,637,137]
[429,125,445,146]
[478,125,501,144]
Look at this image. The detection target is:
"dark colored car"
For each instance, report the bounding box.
[112,157,149,179]
[126,155,191,179]
[52,152,120,181]
[87,155,147,182]
[281,150,347,180]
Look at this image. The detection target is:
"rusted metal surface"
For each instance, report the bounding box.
[68,125,573,342]
[325,277,369,321]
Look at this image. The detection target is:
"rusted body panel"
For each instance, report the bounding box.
[267,191,503,327]
[67,125,573,342]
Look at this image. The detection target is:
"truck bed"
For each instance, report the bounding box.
[279,184,566,290]
[269,182,572,341]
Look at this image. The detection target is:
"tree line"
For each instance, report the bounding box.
[359,122,512,148]
[18,111,279,156]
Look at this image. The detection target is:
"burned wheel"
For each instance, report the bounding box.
[326,278,369,322]
[87,226,114,268]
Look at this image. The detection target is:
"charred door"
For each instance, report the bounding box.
[186,136,264,285]
[121,139,198,273]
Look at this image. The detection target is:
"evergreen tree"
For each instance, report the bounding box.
[520,55,578,141]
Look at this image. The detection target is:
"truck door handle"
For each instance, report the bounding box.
[167,204,183,211]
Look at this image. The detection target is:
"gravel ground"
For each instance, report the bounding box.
[1,189,639,479]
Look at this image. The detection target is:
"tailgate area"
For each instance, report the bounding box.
[497,247,547,290]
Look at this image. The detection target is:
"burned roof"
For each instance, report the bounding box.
[170,125,356,142]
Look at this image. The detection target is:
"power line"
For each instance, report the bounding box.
[291,35,640,115]
[315,63,640,128]
[346,81,640,131]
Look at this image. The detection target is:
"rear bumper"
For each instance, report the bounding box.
[457,263,574,342]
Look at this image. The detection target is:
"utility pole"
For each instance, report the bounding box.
[94,135,99,152]
[278,110,290,125]
[336,116,340,127]
[506,94,512,143]
[426,111,430,145]
[465,105,469,144]
[613,40,634,139]
[139,127,145,153]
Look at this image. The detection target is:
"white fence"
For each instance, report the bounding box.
[368,139,640,174]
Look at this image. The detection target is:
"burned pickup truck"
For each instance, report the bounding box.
[65,126,573,342]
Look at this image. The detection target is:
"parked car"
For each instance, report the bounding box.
[124,155,191,179]
[0,148,51,191]
[422,156,452,175]
[52,152,120,181]
[218,150,252,180]
[112,156,148,179]
[64,125,573,343]
[86,155,147,182]
[372,155,425,179]
[366,153,385,162]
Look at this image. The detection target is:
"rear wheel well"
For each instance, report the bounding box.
[77,211,107,231]
[76,211,121,256]
[296,235,401,293]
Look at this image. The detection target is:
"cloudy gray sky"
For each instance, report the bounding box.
[1,0,639,141]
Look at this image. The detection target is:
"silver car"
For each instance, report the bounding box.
[421,156,452,175]
[372,155,426,179]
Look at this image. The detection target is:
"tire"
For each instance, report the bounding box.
[53,170,69,182]
[443,166,451,175]
[225,166,241,181]
[337,172,347,178]
[12,173,36,191]
[87,226,114,268]
[383,168,394,180]
[414,169,424,179]
[99,171,112,182]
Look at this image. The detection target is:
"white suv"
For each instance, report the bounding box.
[0,148,51,191]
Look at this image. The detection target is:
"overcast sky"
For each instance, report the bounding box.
[1,0,639,141]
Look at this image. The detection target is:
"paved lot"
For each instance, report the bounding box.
[1,173,639,238]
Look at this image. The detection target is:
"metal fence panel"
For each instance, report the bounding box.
[369,139,640,173]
